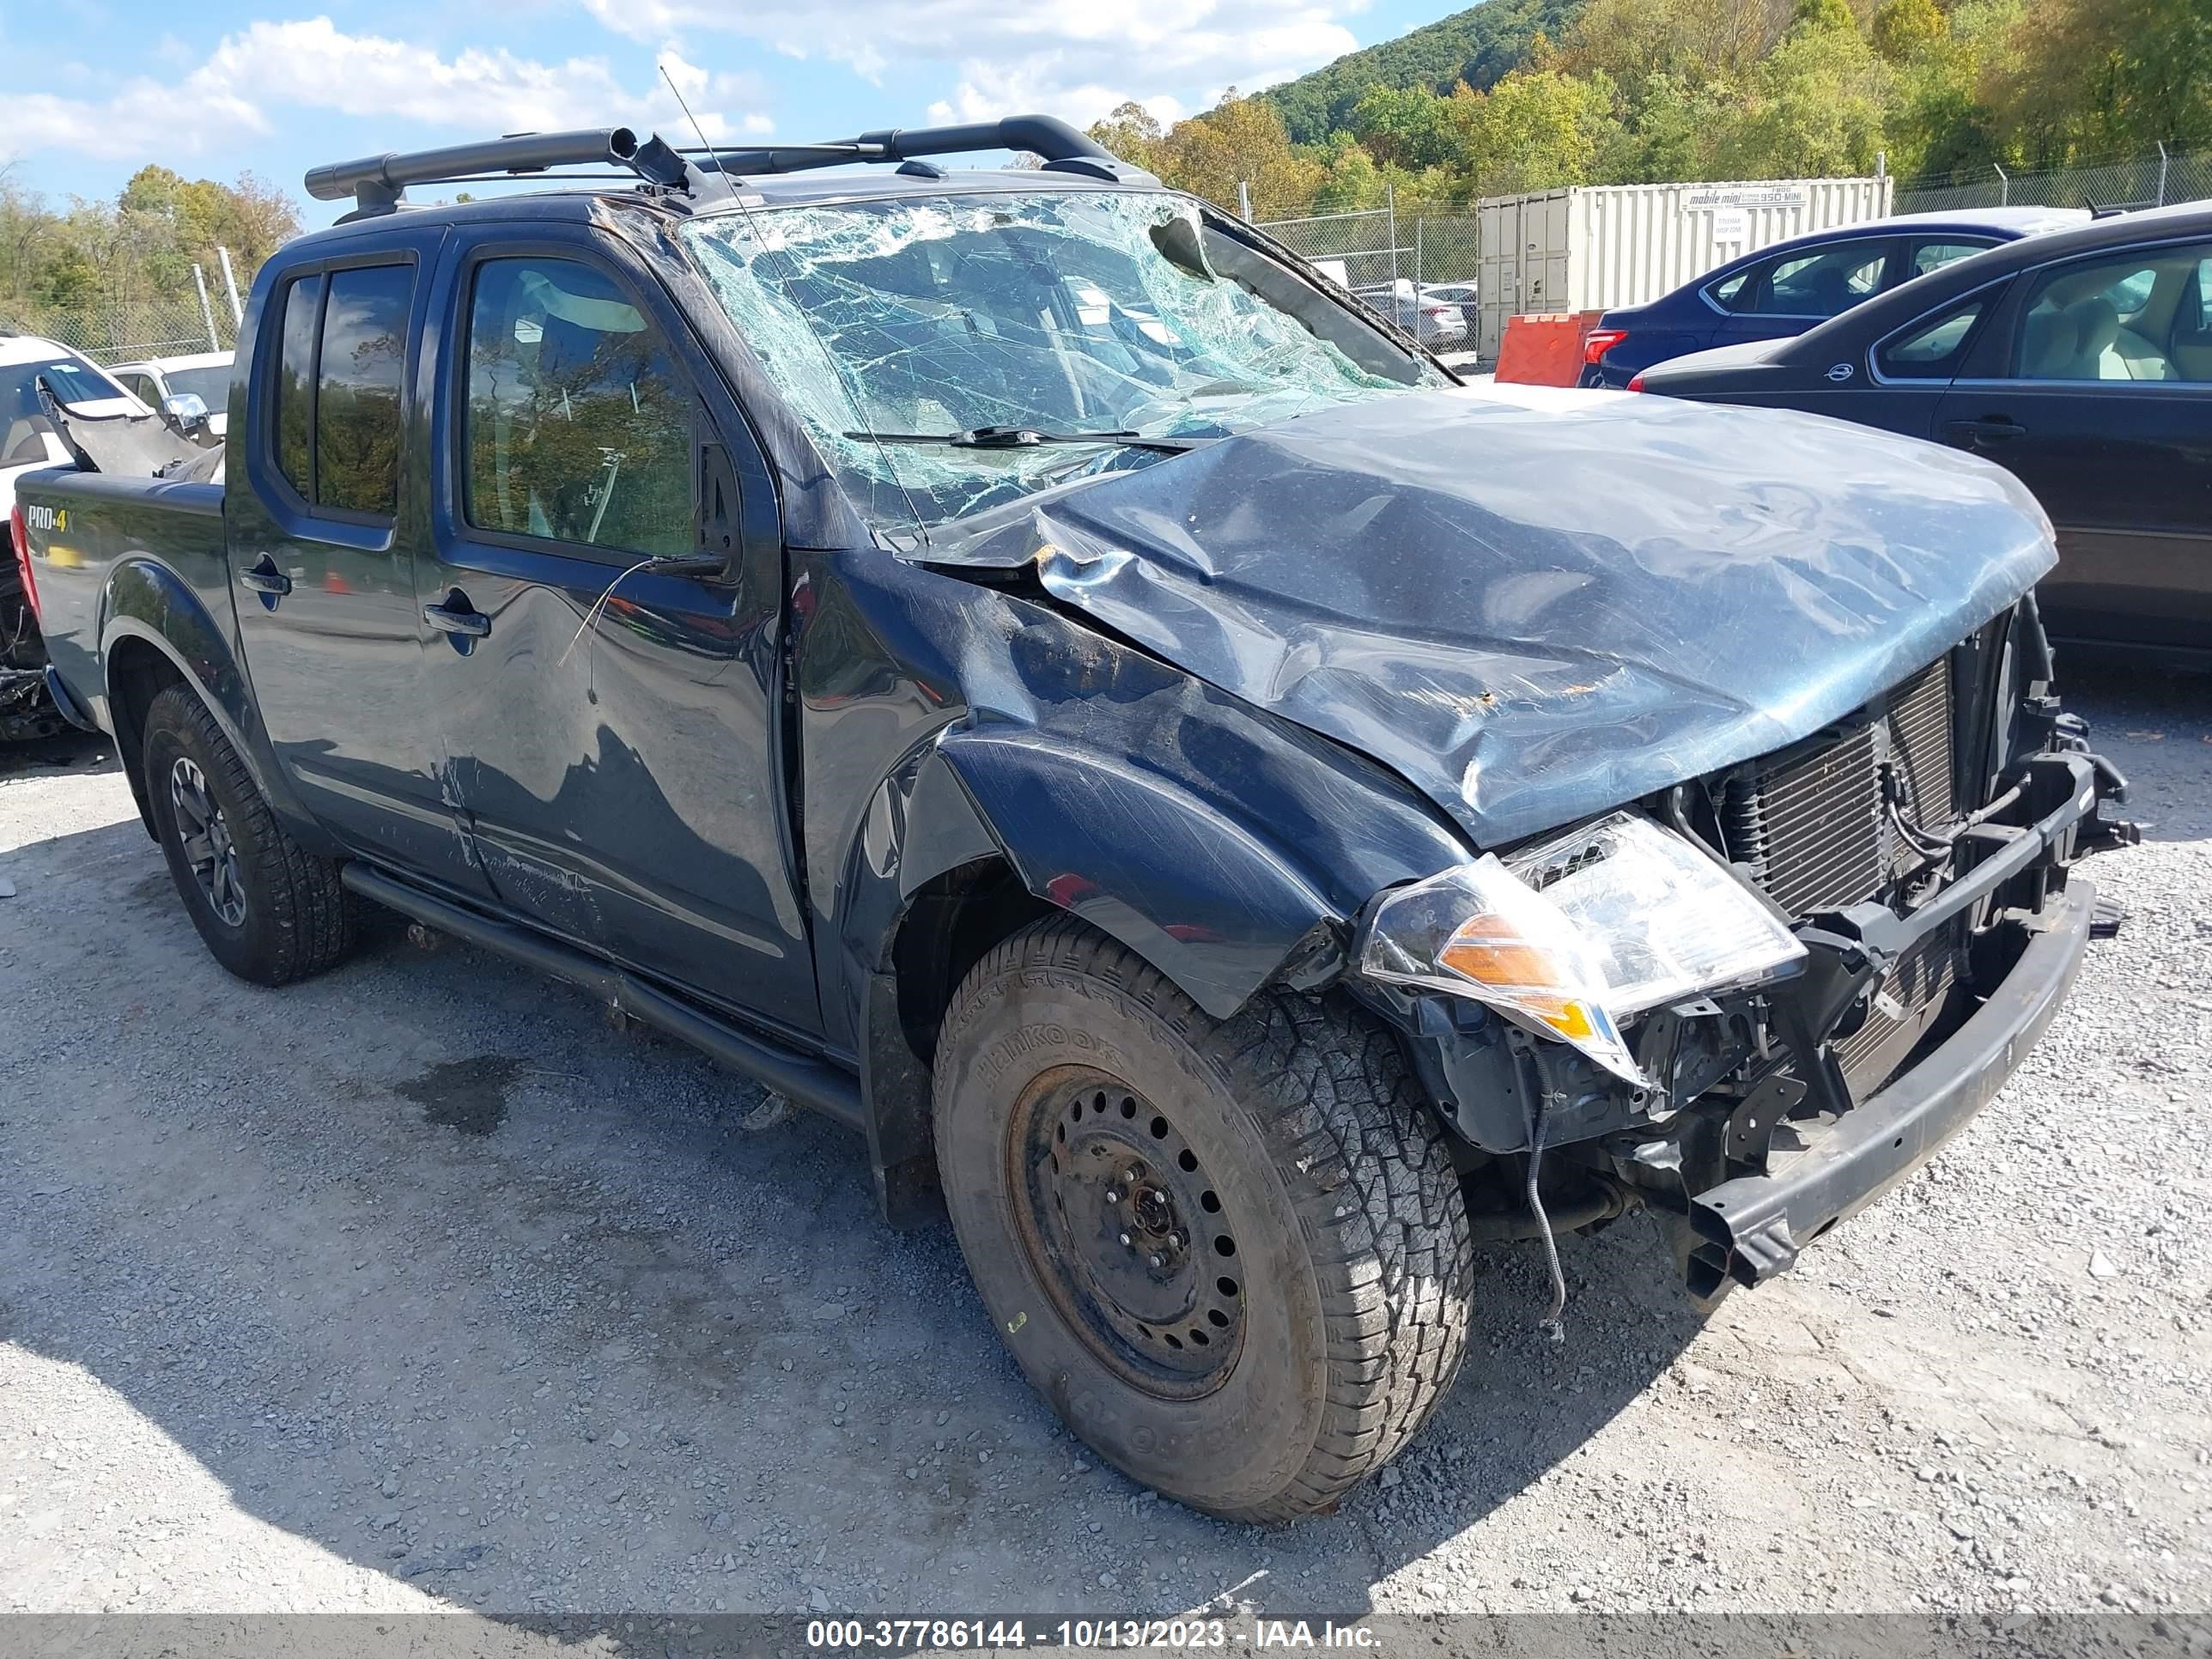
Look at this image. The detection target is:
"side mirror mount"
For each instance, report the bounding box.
[653,441,741,580]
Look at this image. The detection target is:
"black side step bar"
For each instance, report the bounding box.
[341,864,865,1131]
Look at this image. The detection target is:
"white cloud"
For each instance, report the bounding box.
[3,18,771,163]
[582,0,1358,134]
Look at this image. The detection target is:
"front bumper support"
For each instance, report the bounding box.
[1683,879,2094,1297]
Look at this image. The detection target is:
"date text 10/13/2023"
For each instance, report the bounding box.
[805,1618,1381,1650]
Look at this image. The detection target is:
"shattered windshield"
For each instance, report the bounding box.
[678,190,1442,536]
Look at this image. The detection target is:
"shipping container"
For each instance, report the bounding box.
[1474,176,1895,358]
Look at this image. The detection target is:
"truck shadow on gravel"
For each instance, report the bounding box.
[3,816,1706,1625]
[11,664,2197,1624]
[0,729,117,780]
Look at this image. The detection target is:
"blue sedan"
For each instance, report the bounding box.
[1577,206,2087,389]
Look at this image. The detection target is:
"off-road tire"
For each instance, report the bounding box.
[143,684,356,985]
[933,915,1474,1522]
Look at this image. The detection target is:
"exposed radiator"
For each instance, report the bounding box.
[1729,658,1957,920]
[1886,656,1955,834]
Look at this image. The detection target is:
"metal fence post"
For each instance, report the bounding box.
[1414,216,1424,289]
[216,246,245,326]
[1237,180,1251,221]
[1993,163,2008,206]
[1387,183,1399,293]
[2156,142,2169,207]
[191,264,221,352]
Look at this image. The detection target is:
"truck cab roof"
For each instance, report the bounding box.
[289,163,1153,259]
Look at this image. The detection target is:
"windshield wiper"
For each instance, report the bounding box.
[844,424,1216,453]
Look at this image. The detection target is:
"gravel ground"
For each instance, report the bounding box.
[1,664,2207,1626]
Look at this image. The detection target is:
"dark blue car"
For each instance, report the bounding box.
[1578,206,2086,389]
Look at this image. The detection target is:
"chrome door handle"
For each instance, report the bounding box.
[238,559,292,596]
[422,594,491,638]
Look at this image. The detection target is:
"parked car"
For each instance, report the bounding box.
[3,334,147,739]
[1628,199,2212,665]
[111,351,235,438]
[1579,207,2089,390]
[1352,278,1468,347]
[1420,281,1480,338]
[15,118,2133,1522]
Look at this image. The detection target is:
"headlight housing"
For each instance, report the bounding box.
[1358,811,1807,1086]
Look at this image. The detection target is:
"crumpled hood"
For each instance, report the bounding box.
[930,384,2055,848]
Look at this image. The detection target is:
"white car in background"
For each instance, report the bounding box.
[110,350,234,438]
[3,336,148,738]
[3,335,148,514]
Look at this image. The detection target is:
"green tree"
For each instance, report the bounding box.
[1449,67,1626,195]
[1718,3,1892,176]
[1885,0,2019,176]
[1349,84,1462,170]
[1152,93,1324,218]
[1087,102,1165,174]
[1311,138,1389,212]
[1984,0,2212,161]
[1870,0,1944,64]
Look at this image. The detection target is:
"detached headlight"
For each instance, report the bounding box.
[1358,811,1806,1087]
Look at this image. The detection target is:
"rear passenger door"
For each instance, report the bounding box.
[411,228,819,1036]
[231,232,493,896]
[1844,281,2013,441]
[1934,239,2212,652]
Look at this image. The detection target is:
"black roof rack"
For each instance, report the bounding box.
[305,127,693,219]
[682,114,1152,185]
[304,113,1152,221]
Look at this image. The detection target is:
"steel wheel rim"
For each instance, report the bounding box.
[1007,1065,1247,1400]
[169,756,246,927]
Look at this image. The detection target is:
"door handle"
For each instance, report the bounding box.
[1942,416,2027,448]
[422,592,491,638]
[238,557,292,597]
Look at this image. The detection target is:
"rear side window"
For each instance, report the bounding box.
[1876,297,1987,380]
[1705,269,1752,310]
[266,264,413,519]
[316,267,413,517]
[274,275,322,499]
[460,256,695,559]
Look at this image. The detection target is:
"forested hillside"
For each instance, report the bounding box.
[1262,0,1586,146]
[1093,0,2211,220]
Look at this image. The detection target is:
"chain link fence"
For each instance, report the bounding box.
[1255,206,1482,290]
[1253,204,1483,351]
[1894,147,2210,216]
[1,297,236,364]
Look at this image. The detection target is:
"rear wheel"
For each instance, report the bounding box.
[143,684,356,985]
[933,916,1474,1522]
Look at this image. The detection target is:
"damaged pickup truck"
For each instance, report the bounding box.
[15,118,2134,1522]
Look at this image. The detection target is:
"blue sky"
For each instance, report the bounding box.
[3,0,1454,227]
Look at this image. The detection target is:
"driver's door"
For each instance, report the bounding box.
[412,228,818,1037]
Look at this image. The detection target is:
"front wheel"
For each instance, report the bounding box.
[143,684,356,985]
[933,917,1474,1522]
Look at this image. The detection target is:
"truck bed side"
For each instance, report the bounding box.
[14,468,279,838]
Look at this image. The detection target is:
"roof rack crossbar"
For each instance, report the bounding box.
[305,113,1149,220]
[305,127,690,219]
[684,114,1128,179]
